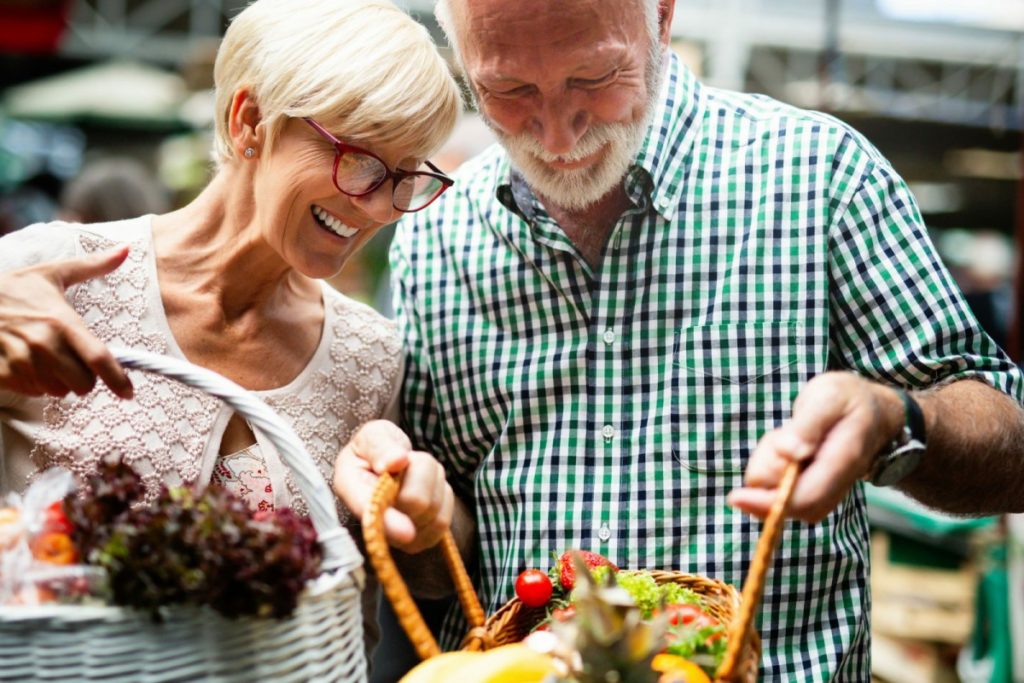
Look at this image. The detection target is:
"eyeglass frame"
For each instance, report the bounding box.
[302,117,453,213]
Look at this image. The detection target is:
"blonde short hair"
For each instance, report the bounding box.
[213,0,461,166]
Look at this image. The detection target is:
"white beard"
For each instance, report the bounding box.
[495,116,651,212]
[489,51,666,213]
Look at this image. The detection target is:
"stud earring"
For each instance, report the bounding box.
[244,147,255,159]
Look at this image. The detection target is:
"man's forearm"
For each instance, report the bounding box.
[393,494,476,599]
[901,378,1024,514]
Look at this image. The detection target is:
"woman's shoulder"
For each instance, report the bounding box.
[0,221,79,271]
[323,286,398,336]
[292,285,403,424]
[0,216,152,272]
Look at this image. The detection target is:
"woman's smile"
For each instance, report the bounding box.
[311,204,360,239]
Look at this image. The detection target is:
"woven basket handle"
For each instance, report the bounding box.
[110,347,360,575]
[363,472,485,659]
[716,459,801,681]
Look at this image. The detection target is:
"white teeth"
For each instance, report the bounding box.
[312,205,358,238]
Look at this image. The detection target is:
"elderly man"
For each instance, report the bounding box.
[334,0,1024,679]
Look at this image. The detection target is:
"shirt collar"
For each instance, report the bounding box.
[496,51,706,223]
[634,51,706,221]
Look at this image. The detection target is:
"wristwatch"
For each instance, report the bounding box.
[867,388,926,487]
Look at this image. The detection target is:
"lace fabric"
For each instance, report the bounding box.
[2,218,402,522]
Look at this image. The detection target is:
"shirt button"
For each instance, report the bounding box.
[598,524,612,542]
[601,425,616,442]
[602,329,616,345]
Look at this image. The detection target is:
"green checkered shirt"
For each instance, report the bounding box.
[390,52,1022,680]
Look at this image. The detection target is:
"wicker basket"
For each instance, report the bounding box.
[0,348,368,682]
[364,462,803,682]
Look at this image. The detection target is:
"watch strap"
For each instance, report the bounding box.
[896,388,926,444]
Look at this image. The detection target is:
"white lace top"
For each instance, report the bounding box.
[0,216,403,524]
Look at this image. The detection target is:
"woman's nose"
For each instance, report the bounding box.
[349,184,400,224]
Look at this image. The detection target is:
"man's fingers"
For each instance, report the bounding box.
[62,322,132,399]
[726,487,777,518]
[51,246,130,288]
[785,418,869,521]
[787,376,856,450]
[745,428,804,488]
[734,392,875,522]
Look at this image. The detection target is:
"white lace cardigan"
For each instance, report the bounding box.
[0,217,403,522]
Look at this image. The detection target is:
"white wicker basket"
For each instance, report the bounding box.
[0,348,367,682]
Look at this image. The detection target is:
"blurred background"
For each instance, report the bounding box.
[0,1,1021,681]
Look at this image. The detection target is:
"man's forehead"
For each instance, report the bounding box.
[454,0,644,44]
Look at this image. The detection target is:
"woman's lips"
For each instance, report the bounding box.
[312,204,358,238]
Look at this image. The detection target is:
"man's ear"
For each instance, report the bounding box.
[227,88,263,158]
[657,0,676,46]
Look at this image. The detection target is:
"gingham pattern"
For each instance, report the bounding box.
[390,53,1023,681]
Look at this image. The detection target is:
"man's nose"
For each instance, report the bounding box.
[533,94,590,156]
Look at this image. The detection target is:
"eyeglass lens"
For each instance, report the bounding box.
[335,152,445,211]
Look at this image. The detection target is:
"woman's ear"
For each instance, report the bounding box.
[227,88,262,159]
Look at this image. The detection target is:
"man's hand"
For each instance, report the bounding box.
[0,247,133,399]
[333,419,454,554]
[728,371,903,523]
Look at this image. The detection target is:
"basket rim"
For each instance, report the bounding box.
[0,566,356,623]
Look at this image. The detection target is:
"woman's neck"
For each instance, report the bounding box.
[151,169,315,323]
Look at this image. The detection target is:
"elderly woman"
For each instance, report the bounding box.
[0,0,460,656]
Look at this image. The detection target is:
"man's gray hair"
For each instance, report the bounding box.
[434,0,661,60]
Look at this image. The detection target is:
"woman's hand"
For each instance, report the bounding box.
[333,419,454,554]
[0,246,134,399]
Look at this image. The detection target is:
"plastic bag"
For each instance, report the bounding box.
[0,468,107,605]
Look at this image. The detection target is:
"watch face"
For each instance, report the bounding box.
[874,440,925,487]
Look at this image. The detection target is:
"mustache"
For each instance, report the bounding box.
[505,124,620,164]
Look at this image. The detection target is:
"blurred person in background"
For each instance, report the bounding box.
[57,157,170,224]
[960,231,1014,352]
[0,0,460,661]
[333,0,1024,679]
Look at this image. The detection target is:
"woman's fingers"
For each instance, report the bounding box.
[61,317,132,398]
[0,247,131,399]
[333,422,453,554]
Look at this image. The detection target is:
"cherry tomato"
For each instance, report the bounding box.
[551,605,576,622]
[664,603,711,626]
[43,501,74,535]
[514,569,553,608]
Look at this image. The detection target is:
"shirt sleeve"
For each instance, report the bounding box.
[827,146,1023,401]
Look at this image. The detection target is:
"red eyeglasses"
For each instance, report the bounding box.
[303,118,453,213]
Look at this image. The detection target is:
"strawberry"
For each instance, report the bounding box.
[550,605,576,622]
[549,550,618,591]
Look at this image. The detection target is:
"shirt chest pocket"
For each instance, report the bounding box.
[670,321,807,476]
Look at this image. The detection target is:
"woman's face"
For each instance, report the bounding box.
[249,117,412,279]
